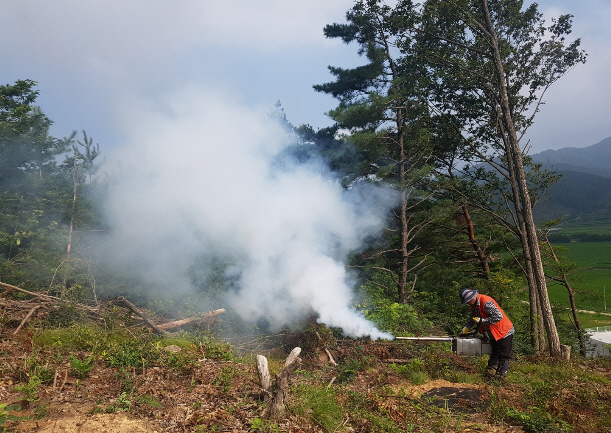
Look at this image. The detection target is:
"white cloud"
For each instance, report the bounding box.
[1,1,352,68]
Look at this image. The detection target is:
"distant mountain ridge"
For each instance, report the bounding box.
[531,136,611,179]
[530,137,611,225]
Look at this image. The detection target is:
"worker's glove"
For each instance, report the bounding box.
[461,327,470,335]
[472,317,482,324]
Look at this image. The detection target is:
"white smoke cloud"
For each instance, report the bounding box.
[99,84,396,340]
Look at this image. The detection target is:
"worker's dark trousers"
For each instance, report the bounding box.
[488,333,513,377]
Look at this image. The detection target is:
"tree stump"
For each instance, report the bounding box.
[256,347,302,419]
[560,344,571,361]
[269,347,302,419]
[256,354,272,394]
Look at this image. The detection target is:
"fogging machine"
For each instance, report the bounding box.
[395,334,492,356]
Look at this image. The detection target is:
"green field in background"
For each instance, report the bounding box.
[557,226,611,236]
[577,311,611,329]
[547,241,611,315]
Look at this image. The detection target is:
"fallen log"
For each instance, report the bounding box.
[1,281,60,302]
[117,296,165,335]
[0,281,99,313]
[157,308,226,330]
[13,305,41,336]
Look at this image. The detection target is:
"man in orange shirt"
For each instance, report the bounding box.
[459,288,514,378]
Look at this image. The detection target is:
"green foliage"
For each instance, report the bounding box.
[104,339,156,369]
[357,275,433,336]
[135,394,162,409]
[212,365,236,394]
[31,362,54,385]
[0,80,101,297]
[69,354,94,378]
[105,392,132,413]
[497,405,573,433]
[44,302,84,328]
[0,403,21,428]
[34,325,106,352]
[198,336,234,361]
[336,345,375,384]
[249,417,280,433]
[15,375,42,403]
[162,351,198,374]
[33,325,234,377]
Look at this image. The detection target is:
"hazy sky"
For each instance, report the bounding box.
[2,1,609,155]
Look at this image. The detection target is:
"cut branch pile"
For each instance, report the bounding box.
[0,281,101,335]
[1,281,225,335]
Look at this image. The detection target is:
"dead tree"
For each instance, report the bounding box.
[256,347,302,419]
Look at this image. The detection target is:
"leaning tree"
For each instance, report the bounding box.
[415,0,586,355]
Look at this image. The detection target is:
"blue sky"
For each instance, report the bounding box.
[2,0,609,155]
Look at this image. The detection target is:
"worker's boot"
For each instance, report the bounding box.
[496,360,509,378]
[485,361,499,378]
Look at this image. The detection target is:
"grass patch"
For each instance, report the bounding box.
[575,311,611,329]
[389,359,430,385]
[32,326,232,371]
[291,385,345,432]
[443,370,481,384]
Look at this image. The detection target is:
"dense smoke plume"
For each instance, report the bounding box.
[100,86,396,340]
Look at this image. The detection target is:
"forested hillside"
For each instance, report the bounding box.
[532,136,611,179]
[531,138,611,224]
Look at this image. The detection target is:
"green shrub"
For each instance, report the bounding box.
[337,345,375,384]
[105,392,132,413]
[162,351,198,374]
[15,375,42,403]
[104,339,158,369]
[43,302,84,328]
[212,365,236,394]
[198,336,233,361]
[357,279,433,335]
[34,325,105,352]
[69,355,94,378]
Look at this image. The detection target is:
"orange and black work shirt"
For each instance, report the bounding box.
[467,294,514,341]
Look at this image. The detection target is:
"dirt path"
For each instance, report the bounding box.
[17,413,159,433]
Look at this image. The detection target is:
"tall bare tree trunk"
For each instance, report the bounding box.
[482,0,561,357]
[397,109,410,304]
[399,189,410,303]
[497,112,546,352]
[67,156,78,256]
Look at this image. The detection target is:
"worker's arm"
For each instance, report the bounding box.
[481,301,503,326]
[461,316,478,334]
